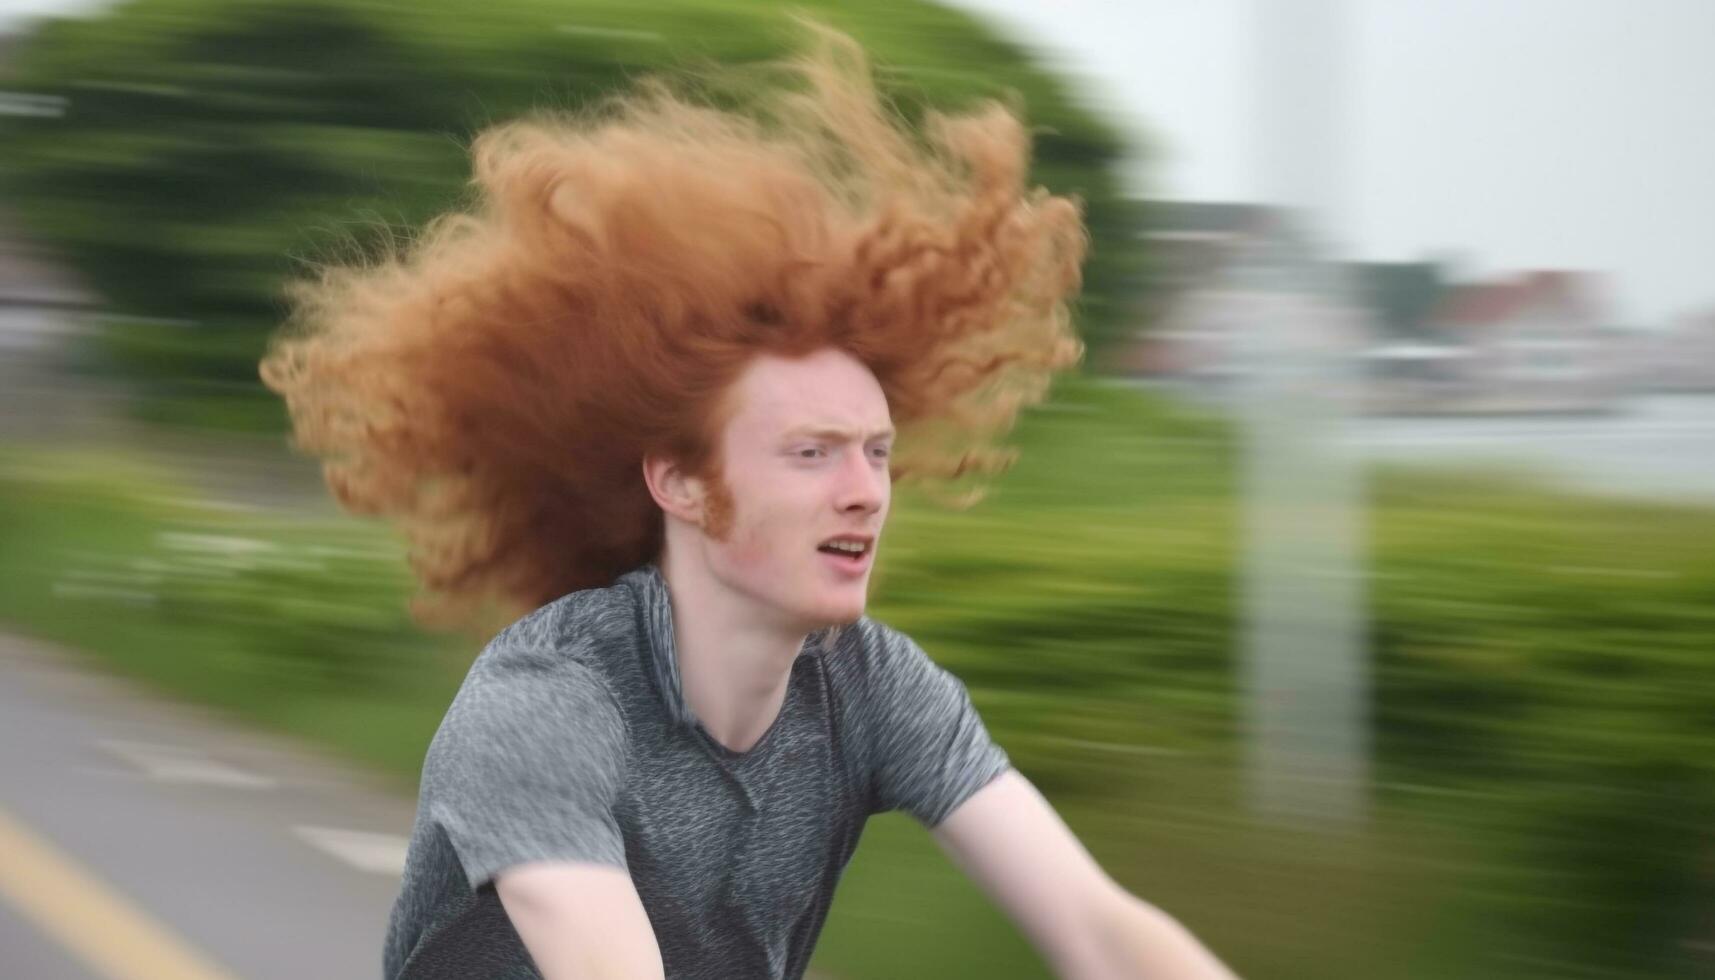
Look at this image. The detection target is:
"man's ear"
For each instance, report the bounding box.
[642,454,703,525]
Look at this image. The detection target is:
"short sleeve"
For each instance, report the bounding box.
[857,625,1012,828]
[421,631,630,891]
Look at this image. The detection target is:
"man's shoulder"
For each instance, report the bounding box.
[431,575,646,746]
[428,577,640,764]
[418,584,636,831]
[823,615,934,684]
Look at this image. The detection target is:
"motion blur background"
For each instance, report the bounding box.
[0,1,1710,978]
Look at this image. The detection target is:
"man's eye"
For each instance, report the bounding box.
[869,444,891,459]
[797,447,825,459]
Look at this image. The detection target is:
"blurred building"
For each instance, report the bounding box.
[0,216,89,317]
[1345,259,1470,414]
[1112,200,1640,416]
[1420,269,1625,414]
[1105,201,1367,397]
[1632,310,1715,393]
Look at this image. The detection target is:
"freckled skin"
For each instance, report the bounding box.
[691,349,895,634]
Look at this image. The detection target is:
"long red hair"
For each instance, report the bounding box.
[259,26,1086,633]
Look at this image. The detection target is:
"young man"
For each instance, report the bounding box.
[261,26,1238,980]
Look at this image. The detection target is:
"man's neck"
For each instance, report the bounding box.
[658,546,808,755]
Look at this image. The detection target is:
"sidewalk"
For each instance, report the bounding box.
[0,629,417,980]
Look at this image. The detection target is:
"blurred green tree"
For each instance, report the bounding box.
[0,0,1143,431]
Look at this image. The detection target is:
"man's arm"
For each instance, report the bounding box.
[495,861,666,980]
[931,769,1240,980]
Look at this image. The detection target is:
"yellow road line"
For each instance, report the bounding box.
[0,804,240,980]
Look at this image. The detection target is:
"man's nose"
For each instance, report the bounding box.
[835,448,887,513]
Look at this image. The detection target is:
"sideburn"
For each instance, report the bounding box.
[700,472,736,541]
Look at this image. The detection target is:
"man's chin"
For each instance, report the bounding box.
[802,595,867,630]
[824,606,865,627]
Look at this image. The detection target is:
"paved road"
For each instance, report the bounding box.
[0,631,418,980]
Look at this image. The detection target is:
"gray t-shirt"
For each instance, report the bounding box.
[383,563,1011,979]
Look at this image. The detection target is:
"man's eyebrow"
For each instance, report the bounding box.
[782,425,896,441]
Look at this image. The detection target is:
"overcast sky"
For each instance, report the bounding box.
[5,0,1712,324]
[947,0,1715,326]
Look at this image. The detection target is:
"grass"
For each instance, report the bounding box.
[2,376,1712,977]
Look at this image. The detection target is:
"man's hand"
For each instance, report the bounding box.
[496,861,666,980]
[932,769,1240,979]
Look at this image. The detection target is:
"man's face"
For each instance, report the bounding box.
[694,347,893,631]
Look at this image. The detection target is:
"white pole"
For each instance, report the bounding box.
[1238,0,1369,826]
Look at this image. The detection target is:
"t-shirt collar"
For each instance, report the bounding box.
[624,562,695,730]
[623,562,836,732]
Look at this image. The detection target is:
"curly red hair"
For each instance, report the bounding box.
[259,26,1086,633]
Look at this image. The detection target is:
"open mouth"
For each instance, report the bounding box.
[817,536,872,563]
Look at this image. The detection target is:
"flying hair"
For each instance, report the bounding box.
[258,23,1087,634]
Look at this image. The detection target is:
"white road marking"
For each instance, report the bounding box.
[293,825,409,876]
[96,739,278,790]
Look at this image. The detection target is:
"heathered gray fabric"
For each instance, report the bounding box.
[383,563,1011,979]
